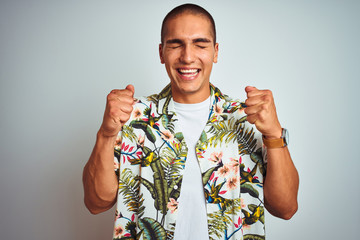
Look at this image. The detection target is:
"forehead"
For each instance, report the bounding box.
[163,13,213,41]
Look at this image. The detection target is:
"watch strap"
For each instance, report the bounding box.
[262,128,288,148]
[262,135,285,148]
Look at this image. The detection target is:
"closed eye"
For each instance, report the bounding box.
[169,44,182,49]
[166,39,183,49]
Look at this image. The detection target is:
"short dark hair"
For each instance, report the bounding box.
[161,3,216,45]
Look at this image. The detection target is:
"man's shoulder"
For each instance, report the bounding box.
[134,84,171,106]
[211,84,246,113]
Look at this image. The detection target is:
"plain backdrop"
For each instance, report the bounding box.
[1,0,359,239]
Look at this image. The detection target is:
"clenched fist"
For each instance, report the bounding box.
[99,84,136,138]
[244,86,282,139]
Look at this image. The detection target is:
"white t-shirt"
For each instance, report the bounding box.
[173,97,210,240]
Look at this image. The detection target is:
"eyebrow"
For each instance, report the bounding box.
[193,38,211,43]
[166,38,212,44]
[166,39,183,44]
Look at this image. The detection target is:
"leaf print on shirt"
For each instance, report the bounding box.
[118,168,145,218]
[138,217,167,240]
[207,198,242,240]
[113,84,267,240]
[242,204,265,226]
[160,139,186,185]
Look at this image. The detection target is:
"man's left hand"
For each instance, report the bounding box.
[244,86,282,139]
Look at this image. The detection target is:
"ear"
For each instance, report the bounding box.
[159,43,165,64]
[213,43,219,63]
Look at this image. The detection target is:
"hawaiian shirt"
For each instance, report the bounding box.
[113,84,267,240]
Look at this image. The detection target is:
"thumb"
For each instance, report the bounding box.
[245,86,257,93]
[125,84,135,95]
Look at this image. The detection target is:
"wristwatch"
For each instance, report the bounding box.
[262,128,289,148]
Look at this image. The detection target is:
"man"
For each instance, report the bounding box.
[83,4,299,240]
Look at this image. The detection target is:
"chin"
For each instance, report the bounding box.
[178,84,202,94]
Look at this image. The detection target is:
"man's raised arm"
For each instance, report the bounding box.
[244,86,299,220]
[82,85,135,214]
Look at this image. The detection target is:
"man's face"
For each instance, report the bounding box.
[159,13,218,103]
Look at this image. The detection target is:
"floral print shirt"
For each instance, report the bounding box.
[113,84,267,240]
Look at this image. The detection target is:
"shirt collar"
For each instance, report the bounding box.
[154,83,226,116]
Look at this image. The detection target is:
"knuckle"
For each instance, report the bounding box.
[265,89,273,97]
[246,114,254,123]
[107,93,113,101]
[121,89,132,96]
[120,103,133,112]
[258,112,266,121]
[119,113,131,122]
[263,94,272,102]
[108,110,117,118]
[107,99,117,108]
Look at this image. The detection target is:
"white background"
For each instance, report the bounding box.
[1,0,359,239]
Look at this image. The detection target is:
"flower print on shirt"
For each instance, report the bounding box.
[137,134,145,147]
[218,164,231,177]
[167,198,178,214]
[114,224,124,238]
[113,84,267,240]
[114,136,122,150]
[214,102,223,115]
[161,129,174,142]
[132,106,143,120]
[209,151,223,164]
[226,175,240,190]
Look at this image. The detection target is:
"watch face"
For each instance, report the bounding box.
[283,128,289,145]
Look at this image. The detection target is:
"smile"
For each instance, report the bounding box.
[177,68,200,78]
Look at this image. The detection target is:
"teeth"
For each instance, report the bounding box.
[178,69,198,74]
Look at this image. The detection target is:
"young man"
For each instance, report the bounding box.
[83,4,299,240]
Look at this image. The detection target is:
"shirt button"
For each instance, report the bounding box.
[174,185,178,190]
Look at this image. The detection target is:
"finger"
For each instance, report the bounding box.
[246,90,274,106]
[246,113,258,125]
[107,92,134,106]
[245,86,263,98]
[106,98,134,121]
[245,94,266,107]
[107,104,132,124]
[125,84,135,96]
[245,86,258,93]
[119,103,134,114]
[110,88,134,98]
[244,104,263,115]
[119,111,133,124]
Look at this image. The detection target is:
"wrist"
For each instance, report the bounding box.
[97,128,118,144]
[263,128,289,149]
[98,124,120,139]
[263,127,282,139]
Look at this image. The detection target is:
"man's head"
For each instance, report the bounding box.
[159,4,219,103]
[161,4,216,45]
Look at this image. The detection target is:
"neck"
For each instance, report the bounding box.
[171,84,211,104]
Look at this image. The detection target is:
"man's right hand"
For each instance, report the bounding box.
[82,84,135,214]
[99,84,135,138]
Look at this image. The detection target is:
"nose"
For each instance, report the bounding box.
[180,44,195,64]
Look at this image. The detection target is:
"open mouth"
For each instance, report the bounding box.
[177,68,200,78]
